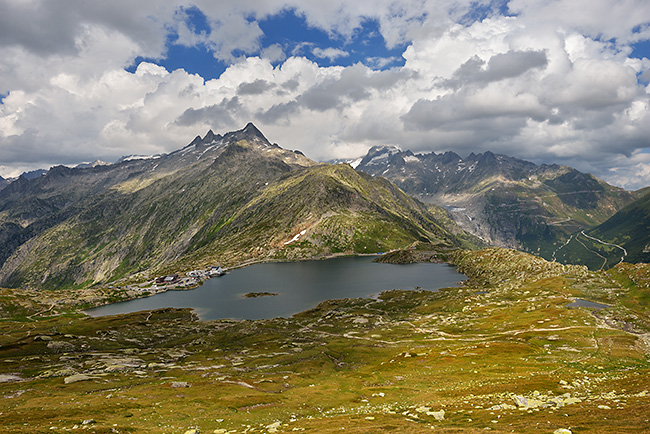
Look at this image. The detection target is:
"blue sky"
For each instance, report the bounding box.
[1,0,650,189]
[633,41,650,61]
[127,7,408,80]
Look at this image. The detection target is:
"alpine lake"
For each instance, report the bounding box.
[3,248,650,433]
[86,255,465,320]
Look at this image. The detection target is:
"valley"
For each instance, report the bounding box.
[0,124,478,290]
[0,247,649,433]
[353,147,637,264]
[551,190,650,269]
[0,125,648,433]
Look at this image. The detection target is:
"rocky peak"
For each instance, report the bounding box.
[242,122,261,135]
[358,145,402,168]
[202,129,220,143]
[223,122,273,147]
[438,151,462,164]
[20,168,49,180]
[0,177,8,192]
[186,129,222,149]
[188,135,203,148]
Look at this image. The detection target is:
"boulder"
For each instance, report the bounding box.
[64,374,93,384]
[47,341,75,353]
[513,395,543,409]
[0,374,22,383]
[513,395,528,407]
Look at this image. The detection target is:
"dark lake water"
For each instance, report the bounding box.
[85,256,465,320]
[567,298,610,310]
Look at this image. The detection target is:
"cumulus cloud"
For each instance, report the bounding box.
[312,47,350,61]
[261,43,287,63]
[606,152,650,191]
[175,97,241,128]
[238,79,276,95]
[444,50,548,88]
[508,0,650,44]
[0,0,649,189]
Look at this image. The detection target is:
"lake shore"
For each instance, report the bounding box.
[84,254,466,321]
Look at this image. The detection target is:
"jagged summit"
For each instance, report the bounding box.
[186,129,223,149]
[354,145,635,261]
[224,122,273,147]
[181,123,273,155]
[243,121,262,135]
[203,129,219,143]
[0,123,472,289]
[358,145,402,167]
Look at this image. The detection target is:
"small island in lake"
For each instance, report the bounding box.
[244,291,279,298]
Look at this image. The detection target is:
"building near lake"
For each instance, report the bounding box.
[155,274,179,284]
[209,266,224,276]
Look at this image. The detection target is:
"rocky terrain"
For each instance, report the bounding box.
[0,124,478,290]
[354,147,636,263]
[0,125,648,433]
[0,246,648,433]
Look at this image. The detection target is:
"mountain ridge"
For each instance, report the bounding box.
[0,124,478,289]
[353,145,637,263]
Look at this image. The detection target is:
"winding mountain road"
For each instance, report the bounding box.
[551,230,628,269]
[580,230,628,265]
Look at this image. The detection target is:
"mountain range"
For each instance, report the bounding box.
[353,146,638,263]
[0,123,476,289]
[2,123,648,290]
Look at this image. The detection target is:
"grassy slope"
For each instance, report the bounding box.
[380,155,635,261]
[174,164,478,273]
[551,191,650,270]
[0,142,294,289]
[0,142,474,289]
[469,169,634,259]
[589,190,650,263]
[0,247,648,433]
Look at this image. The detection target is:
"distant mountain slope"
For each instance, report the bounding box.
[355,146,636,261]
[552,190,650,269]
[0,124,476,289]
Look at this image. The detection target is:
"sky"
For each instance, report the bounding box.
[0,1,649,190]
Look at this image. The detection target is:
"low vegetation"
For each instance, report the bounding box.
[0,129,479,290]
[1,247,648,433]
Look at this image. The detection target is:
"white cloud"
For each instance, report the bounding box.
[261,43,287,63]
[312,47,350,61]
[364,56,400,69]
[508,0,650,44]
[0,0,649,189]
[598,151,650,191]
